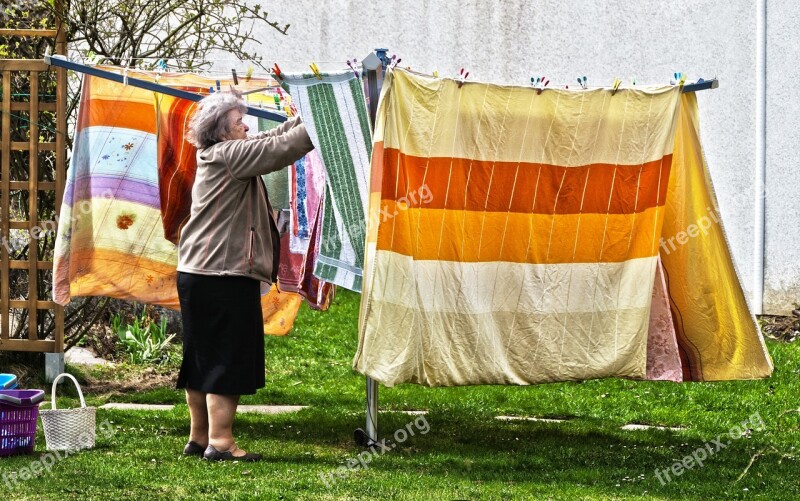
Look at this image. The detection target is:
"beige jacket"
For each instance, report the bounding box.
[177,116,314,283]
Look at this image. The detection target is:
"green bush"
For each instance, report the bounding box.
[112,307,176,364]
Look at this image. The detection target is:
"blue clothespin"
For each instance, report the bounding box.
[577,76,587,89]
[156,59,168,72]
[216,80,221,91]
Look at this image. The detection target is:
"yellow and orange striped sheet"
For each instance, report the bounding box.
[53,71,302,335]
[354,69,772,386]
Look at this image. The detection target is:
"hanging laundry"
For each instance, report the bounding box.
[354,68,772,387]
[661,93,773,381]
[646,257,682,382]
[52,70,319,335]
[281,71,372,292]
[53,75,178,307]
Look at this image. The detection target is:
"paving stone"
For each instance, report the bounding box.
[621,423,684,431]
[495,415,566,423]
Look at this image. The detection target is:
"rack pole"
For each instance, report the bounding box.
[43,55,287,122]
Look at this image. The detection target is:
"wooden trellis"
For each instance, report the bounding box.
[0,24,66,353]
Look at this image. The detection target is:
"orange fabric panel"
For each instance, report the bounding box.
[379,148,671,215]
[78,98,157,134]
[376,203,662,264]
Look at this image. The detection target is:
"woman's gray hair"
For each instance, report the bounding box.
[186,90,248,149]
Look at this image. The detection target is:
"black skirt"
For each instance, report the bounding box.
[176,272,265,395]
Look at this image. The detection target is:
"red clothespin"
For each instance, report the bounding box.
[272,63,284,81]
[346,58,359,78]
[537,77,549,95]
[457,67,469,88]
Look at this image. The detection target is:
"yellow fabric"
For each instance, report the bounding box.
[660,94,773,380]
[355,70,681,386]
[355,69,772,386]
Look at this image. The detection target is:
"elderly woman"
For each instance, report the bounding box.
[178,90,313,461]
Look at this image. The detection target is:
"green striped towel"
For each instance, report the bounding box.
[282,72,372,292]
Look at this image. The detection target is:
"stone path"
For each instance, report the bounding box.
[94,405,685,432]
[99,403,308,414]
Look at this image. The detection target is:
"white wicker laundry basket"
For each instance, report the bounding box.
[39,373,96,451]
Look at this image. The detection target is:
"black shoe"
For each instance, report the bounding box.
[183,441,206,456]
[203,444,262,462]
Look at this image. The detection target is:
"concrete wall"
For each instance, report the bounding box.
[222,0,798,313]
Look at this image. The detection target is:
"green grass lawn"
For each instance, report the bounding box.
[2,289,798,500]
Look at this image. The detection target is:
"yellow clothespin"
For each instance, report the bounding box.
[678,74,687,87]
[433,70,439,78]
[611,77,622,96]
[310,62,322,80]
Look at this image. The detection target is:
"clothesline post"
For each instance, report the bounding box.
[353,48,389,449]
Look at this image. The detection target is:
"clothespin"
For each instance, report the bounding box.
[122,60,130,86]
[231,69,239,86]
[630,75,636,86]
[215,80,221,91]
[82,49,99,66]
[346,58,359,78]
[671,72,686,85]
[209,87,214,94]
[271,63,283,81]
[577,76,587,89]
[537,76,549,95]
[392,57,402,69]
[156,59,168,72]
[310,62,322,80]
[246,65,254,81]
[457,68,469,88]
[433,70,439,78]
[611,77,622,96]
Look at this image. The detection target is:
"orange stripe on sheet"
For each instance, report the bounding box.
[66,248,177,308]
[376,202,663,264]
[77,98,156,134]
[379,148,671,215]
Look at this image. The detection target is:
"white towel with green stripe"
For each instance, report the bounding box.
[281,72,372,292]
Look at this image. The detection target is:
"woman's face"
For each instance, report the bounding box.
[225,109,249,140]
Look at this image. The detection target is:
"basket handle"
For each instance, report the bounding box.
[50,373,87,410]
